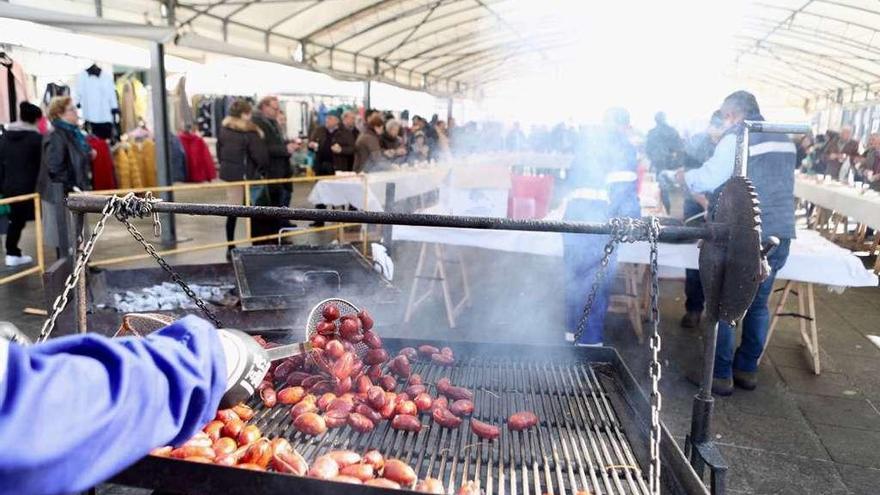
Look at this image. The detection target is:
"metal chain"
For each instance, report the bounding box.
[38,194,222,343]
[572,217,647,343]
[114,206,223,328]
[38,196,122,343]
[570,215,663,494]
[647,216,662,495]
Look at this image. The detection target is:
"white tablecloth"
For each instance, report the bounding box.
[795,175,880,230]
[307,167,450,211]
[393,214,877,288]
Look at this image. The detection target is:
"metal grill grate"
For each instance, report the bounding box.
[246,351,651,495]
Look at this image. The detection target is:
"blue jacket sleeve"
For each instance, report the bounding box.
[0,315,226,495]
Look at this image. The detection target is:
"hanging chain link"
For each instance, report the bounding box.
[647,216,663,495]
[38,193,222,343]
[571,215,663,495]
[572,217,647,342]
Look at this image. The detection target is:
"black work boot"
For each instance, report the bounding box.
[686,368,733,396]
[733,369,758,390]
[680,311,702,329]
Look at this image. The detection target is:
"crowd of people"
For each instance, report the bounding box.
[795,125,880,188]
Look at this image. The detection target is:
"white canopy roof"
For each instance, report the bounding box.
[3,0,880,105]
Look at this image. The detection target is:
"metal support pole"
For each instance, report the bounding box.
[364,80,371,111]
[382,183,396,254]
[446,97,453,124]
[66,195,715,242]
[149,41,177,248]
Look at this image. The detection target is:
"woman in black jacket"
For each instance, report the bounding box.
[0,102,43,266]
[216,99,269,254]
[38,96,95,257]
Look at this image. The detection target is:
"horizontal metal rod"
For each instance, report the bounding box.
[744,121,811,134]
[66,195,714,242]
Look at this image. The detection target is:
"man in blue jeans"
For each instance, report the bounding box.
[676,91,797,395]
[563,108,640,345]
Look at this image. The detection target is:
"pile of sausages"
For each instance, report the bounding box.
[152,304,540,492]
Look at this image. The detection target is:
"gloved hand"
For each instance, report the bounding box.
[0,321,32,345]
[216,328,271,408]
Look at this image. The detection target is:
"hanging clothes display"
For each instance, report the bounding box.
[178,130,216,183]
[75,64,118,132]
[0,54,32,124]
[170,76,194,132]
[169,133,187,183]
[194,95,213,137]
[136,139,157,188]
[112,143,140,189]
[115,76,148,133]
[42,82,70,107]
[87,135,116,190]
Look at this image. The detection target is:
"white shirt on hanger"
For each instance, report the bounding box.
[74,69,118,123]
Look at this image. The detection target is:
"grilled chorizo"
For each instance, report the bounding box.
[294,412,327,436]
[326,450,361,468]
[431,353,455,366]
[203,420,224,442]
[356,374,373,394]
[383,459,417,486]
[362,329,382,349]
[241,438,272,468]
[333,352,355,381]
[379,375,397,392]
[308,455,340,479]
[231,404,255,421]
[272,449,308,476]
[322,304,340,321]
[347,412,375,433]
[212,437,237,456]
[323,409,349,428]
[357,309,374,330]
[449,399,474,417]
[277,386,306,405]
[364,348,389,365]
[354,403,383,423]
[324,339,345,359]
[508,411,539,431]
[414,393,433,412]
[391,414,422,432]
[432,407,463,428]
[418,345,439,357]
[331,475,363,484]
[260,387,277,408]
[389,355,412,378]
[340,463,375,482]
[286,371,312,387]
[237,424,262,446]
[396,400,418,417]
[398,347,418,361]
[470,418,501,440]
[362,450,385,472]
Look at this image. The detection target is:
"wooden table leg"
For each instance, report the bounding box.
[403,242,428,323]
[758,280,792,364]
[434,244,457,328]
[806,283,821,375]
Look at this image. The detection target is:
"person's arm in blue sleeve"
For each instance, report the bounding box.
[0,315,226,495]
[683,133,737,193]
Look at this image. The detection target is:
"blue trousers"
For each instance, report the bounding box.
[563,198,613,344]
[714,238,791,378]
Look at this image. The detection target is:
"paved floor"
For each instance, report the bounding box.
[1,184,879,494]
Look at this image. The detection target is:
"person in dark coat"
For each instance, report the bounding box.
[645,111,683,212]
[354,114,389,173]
[0,102,43,266]
[822,125,859,180]
[308,113,355,225]
[252,96,296,208]
[38,96,95,257]
[216,99,269,256]
[340,111,359,170]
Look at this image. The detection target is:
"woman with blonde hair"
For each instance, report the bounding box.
[37,96,95,257]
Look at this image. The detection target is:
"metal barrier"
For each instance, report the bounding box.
[68,173,372,268]
[0,192,45,285]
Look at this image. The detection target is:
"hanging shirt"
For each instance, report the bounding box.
[0,59,31,124]
[74,69,118,124]
[42,83,70,108]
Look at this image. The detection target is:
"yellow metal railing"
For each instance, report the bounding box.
[0,193,44,286]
